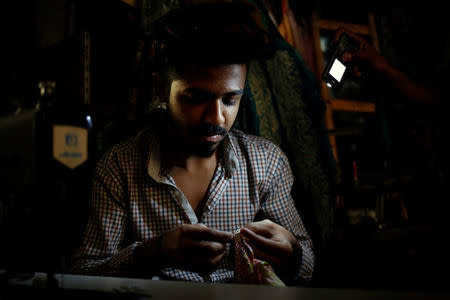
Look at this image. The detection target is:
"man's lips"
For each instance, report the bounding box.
[199,134,222,142]
[190,123,227,143]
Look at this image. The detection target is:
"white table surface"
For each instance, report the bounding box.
[9,272,450,300]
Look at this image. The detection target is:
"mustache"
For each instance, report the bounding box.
[191,123,227,136]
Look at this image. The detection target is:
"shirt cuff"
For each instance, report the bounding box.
[107,241,143,275]
[296,242,315,282]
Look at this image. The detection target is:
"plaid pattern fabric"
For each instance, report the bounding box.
[70,123,315,282]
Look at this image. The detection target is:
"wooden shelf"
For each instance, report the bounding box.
[317,19,370,35]
[330,99,376,113]
[311,11,379,165]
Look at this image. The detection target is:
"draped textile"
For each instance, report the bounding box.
[235,13,337,246]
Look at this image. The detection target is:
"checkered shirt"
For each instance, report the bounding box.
[70,125,315,283]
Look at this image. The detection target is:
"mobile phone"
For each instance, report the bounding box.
[322,33,360,88]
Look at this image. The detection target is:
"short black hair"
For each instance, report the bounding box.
[151,2,275,78]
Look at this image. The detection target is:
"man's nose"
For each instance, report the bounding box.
[204,99,225,126]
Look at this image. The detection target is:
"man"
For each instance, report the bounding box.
[70,3,314,284]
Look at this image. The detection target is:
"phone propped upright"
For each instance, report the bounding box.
[322,32,360,89]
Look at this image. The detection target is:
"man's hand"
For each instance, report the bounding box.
[241,219,302,279]
[333,27,438,105]
[333,27,389,78]
[135,223,233,274]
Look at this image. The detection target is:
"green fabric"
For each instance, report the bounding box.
[236,34,336,246]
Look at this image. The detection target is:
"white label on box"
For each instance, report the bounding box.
[53,125,88,169]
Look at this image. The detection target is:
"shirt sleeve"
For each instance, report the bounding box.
[69,148,140,277]
[257,143,315,283]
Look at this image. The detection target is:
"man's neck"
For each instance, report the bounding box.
[161,132,220,172]
[168,148,219,171]
[163,137,221,217]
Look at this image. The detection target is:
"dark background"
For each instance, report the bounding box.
[2,0,449,292]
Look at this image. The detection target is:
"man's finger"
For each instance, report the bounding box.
[252,247,284,266]
[334,27,365,44]
[342,52,352,62]
[240,227,289,256]
[181,224,233,242]
[351,65,362,77]
[244,220,275,238]
[333,27,346,43]
[181,239,226,255]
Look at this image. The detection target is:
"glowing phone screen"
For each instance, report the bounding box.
[329,59,346,82]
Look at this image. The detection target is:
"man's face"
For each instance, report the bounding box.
[166,64,247,157]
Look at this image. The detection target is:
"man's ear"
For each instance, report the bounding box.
[152,72,169,103]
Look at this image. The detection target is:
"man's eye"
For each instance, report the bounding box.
[182,95,207,105]
[223,96,240,106]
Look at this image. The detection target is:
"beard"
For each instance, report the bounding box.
[192,140,217,157]
[188,123,227,157]
[167,112,227,158]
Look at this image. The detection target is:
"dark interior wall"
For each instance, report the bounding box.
[76,0,141,107]
[3,0,141,112]
[6,1,448,121]
[308,0,450,291]
[4,0,75,113]
[2,0,142,273]
[2,0,449,290]
[3,1,39,114]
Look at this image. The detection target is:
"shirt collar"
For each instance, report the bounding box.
[147,129,239,182]
[147,128,165,183]
[221,132,239,178]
